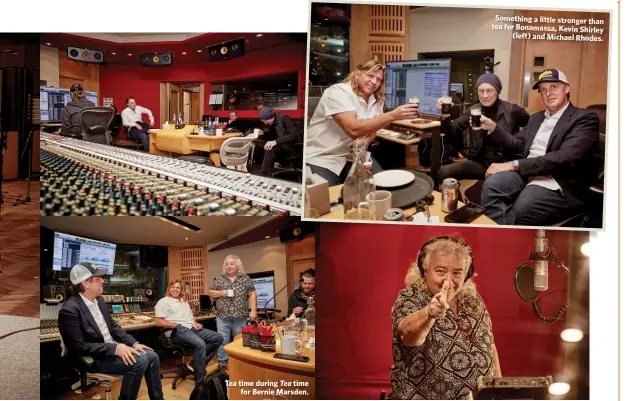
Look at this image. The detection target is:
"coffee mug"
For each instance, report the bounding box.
[227,289,234,297]
[367,190,393,220]
[216,128,223,136]
[254,128,262,136]
[280,336,303,355]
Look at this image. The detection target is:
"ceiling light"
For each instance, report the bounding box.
[265,236,271,239]
[127,53,132,56]
[185,237,189,240]
[256,34,263,37]
[45,42,52,46]
[580,242,592,257]
[548,382,570,396]
[111,52,116,55]
[561,328,584,343]
[197,49,202,53]
[182,52,187,55]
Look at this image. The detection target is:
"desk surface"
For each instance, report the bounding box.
[321,185,496,225]
[225,334,315,374]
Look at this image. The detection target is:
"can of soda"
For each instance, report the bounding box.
[441,178,459,213]
[384,208,405,221]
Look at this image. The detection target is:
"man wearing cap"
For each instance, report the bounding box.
[59,262,164,400]
[61,84,96,139]
[121,96,154,152]
[436,73,530,188]
[255,107,301,176]
[480,69,599,225]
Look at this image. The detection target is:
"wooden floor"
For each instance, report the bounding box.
[59,356,221,400]
[0,179,40,318]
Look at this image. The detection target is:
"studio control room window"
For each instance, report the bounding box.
[210,71,299,111]
[309,3,350,87]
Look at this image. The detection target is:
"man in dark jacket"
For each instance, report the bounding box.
[288,269,315,318]
[436,73,530,187]
[480,69,599,226]
[59,262,164,400]
[255,107,301,176]
[61,84,96,139]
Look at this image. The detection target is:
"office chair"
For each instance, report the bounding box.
[217,135,257,172]
[158,329,194,390]
[60,336,122,399]
[78,107,115,145]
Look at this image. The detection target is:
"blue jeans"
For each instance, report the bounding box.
[307,159,384,187]
[171,325,223,386]
[216,317,247,366]
[128,122,149,151]
[481,172,569,225]
[95,349,164,400]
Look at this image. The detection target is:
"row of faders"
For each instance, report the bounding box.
[40,134,303,216]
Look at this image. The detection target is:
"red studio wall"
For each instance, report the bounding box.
[98,41,306,126]
[315,224,578,400]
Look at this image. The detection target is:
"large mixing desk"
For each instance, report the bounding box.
[148,126,242,166]
[40,312,217,343]
[39,133,302,216]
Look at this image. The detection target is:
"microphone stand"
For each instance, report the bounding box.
[13,128,34,205]
[261,282,291,320]
[0,131,7,215]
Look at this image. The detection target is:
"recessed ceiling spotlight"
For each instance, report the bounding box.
[127,53,132,56]
[182,52,187,55]
[45,42,52,46]
[256,34,264,37]
[197,49,202,53]
[111,52,117,55]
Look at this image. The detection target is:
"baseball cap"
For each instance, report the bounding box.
[70,262,107,285]
[533,69,569,90]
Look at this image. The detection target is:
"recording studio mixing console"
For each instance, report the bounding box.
[40,134,303,216]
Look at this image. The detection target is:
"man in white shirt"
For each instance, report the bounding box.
[58,262,164,400]
[305,59,418,185]
[477,69,599,225]
[154,280,222,386]
[121,96,154,151]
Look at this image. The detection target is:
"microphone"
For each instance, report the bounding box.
[531,230,550,291]
[262,281,298,319]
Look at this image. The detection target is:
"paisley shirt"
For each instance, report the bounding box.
[211,273,256,319]
[390,284,496,400]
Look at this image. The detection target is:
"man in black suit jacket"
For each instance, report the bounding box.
[477,69,599,225]
[255,107,301,176]
[59,262,164,400]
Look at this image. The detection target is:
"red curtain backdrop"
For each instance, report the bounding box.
[316,224,575,400]
[99,41,306,127]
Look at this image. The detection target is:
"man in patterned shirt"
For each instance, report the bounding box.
[208,254,257,368]
[390,236,502,400]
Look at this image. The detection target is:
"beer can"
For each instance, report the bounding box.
[441,178,459,213]
[384,208,405,221]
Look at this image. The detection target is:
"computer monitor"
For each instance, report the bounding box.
[53,231,117,274]
[86,90,98,106]
[248,271,275,309]
[40,86,71,122]
[385,59,452,117]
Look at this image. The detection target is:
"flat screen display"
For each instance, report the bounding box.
[52,231,116,274]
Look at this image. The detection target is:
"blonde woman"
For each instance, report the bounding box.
[389,236,502,400]
[154,280,222,387]
[305,59,418,185]
[208,255,257,368]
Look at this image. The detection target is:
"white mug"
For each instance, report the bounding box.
[227,289,234,297]
[254,128,262,136]
[367,190,393,220]
[280,336,303,355]
[216,128,223,136]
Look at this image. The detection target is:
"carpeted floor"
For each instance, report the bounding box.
[0,315,40,399]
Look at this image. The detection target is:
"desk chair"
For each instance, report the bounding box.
[78,107,115,145]
[60,336,122,400]
[217,136,257,172]
[158,329,194,390]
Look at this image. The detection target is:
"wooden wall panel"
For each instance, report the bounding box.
[284,236,315,298]
[350,5,411,70]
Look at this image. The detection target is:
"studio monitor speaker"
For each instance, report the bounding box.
[207,38,246,61]
[67,47,104,64]
[43,285,66,302]
[279,221,315,243]
[140,52,173,67]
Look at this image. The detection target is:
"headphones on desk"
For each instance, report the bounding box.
[417,235,475,282]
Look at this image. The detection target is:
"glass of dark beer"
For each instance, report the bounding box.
[441,96,452,114]
[471,107,482,128]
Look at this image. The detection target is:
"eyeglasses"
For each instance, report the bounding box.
[477,89,496,96]
[538,84,561,95]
